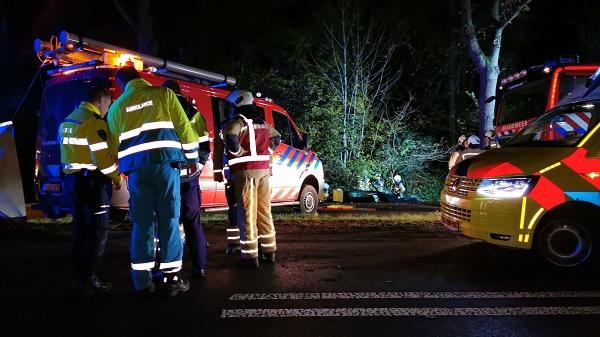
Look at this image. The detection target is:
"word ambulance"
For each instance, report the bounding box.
[34,31,324,217]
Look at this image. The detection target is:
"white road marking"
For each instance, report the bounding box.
[221,306,600,318]
[229,291,600,301]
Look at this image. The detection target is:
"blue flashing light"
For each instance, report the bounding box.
[210,82,229,89]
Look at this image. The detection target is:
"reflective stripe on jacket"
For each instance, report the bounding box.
[59,102,121,182]
[224,115,271,176]
[107,79,199,173]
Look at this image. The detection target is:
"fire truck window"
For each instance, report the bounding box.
[211,97,265,129]
[497,78,550,125]
[211,97,229,130]
[273,110,292,145]
[558,73,589,101]
[290,123,302,148]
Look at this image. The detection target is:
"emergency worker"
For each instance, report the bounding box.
[483,129,499,150]
[162,79,209,278]
[448,134,466,170]
[59,86,122,295]
[390,174,406,198]
[107,67,199,297]
[455,134,484,165]
[222,90,281,268]
[213,122,241,255]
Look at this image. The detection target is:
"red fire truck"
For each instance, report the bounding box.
[494,57,599,142]
[33,31,324,217]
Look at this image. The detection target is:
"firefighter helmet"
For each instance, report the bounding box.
[467,134,481,145]
[226,90,254,107]
[458,134,467,145]
[393,174,402,183]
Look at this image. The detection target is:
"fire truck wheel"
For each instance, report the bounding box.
[536,218,594,268]
[299,185,318,214]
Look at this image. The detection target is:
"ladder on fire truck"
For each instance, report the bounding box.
[33,31,236,87]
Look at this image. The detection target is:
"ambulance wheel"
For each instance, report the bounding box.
[536,218,593,267]
[299,185,318,214]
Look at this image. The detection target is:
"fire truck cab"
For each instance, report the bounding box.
[495,56,599,142]
[441,73,600,268]
[34,31,324,217]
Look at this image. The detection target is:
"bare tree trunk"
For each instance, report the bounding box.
[113,0,158,55]
[461,0,530,140]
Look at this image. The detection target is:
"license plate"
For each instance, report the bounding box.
[442,216,459,231]
[42,183,61,193]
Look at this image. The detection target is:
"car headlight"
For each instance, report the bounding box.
[476,177,536,198]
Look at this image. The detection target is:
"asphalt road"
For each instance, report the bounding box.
[1,210,599,337]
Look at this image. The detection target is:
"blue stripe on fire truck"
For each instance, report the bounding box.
[287,149,301,167]
[296,152,308,169]
[278,147,293,165]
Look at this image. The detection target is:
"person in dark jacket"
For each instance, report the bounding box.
[163,79,209,278]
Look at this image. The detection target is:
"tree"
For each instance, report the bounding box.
[461,0,531,137]
[316,5,401,169]
[113,0,158,55]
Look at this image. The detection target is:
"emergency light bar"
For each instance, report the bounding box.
[34,31,236,86]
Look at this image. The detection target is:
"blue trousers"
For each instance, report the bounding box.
[180,176,207,271]
[128,163,182,290]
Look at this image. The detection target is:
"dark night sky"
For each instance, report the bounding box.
[4,1,600,96]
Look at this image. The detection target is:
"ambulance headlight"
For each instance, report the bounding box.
[476,177,535,198]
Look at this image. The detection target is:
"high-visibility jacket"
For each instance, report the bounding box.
[191,111,210,164]
[59,101,121,182]
[174,93,210,179]
[107,79,199,173]
[223,114,280,179]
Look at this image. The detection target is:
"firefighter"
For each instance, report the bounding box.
[107,67,199,297]
[483,129,499,149]
[455,134,484,165]
[448,134,467,169]
[213,125,242,255]
[222,90,281,268]
[162,79,209,278]
[59,86,122,295]
[390,174,406,198]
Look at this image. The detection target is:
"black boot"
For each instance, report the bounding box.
[81,275,113,295]
[260,252,276,263]
[165,274,190,298]
[225,244,241,256]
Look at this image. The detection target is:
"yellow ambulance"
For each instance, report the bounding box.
[441,83,600,267]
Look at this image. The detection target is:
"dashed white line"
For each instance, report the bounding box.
[221,306,600,318]
[229,291,600,301]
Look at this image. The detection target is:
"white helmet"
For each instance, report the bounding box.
[484,130,494,138]
[226,90,254,107]
[393,175,402,183]
[458,135,467,145]
[467,134,480,145]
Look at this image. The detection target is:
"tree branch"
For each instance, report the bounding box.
[112,0,136,29]
[500,0,532,30]
[461,0,487,70]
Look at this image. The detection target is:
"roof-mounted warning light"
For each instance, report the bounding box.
[103,49,143,71]
[559,55,580,64]
[500,69,528,85]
